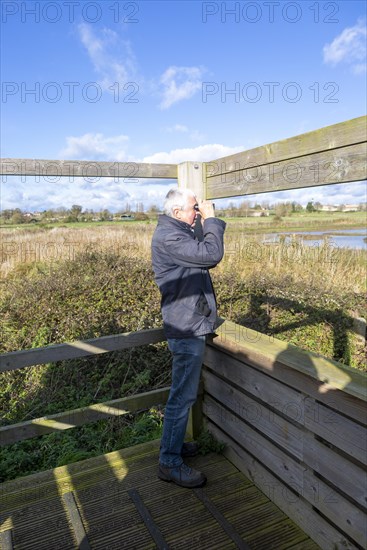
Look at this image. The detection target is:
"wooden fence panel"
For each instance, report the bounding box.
[303,432,367,510]
[203,320,367,549]
[203,369,304,459]
[302,468,367,549]
[203,395,304,492]
[304,397,367,465]
[208,322,367,423]
[204,346,305,422]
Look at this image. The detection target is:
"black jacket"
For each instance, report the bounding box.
[151,214,226,338]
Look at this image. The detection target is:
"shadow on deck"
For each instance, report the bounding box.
[0,439,318,550]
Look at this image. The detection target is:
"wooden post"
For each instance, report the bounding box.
[188,381,204,439]
[177,161,206,199]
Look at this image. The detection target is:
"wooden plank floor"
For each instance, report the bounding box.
[0,440,319,549]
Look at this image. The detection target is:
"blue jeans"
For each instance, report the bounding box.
[159,335,206,467]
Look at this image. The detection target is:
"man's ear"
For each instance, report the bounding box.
[172,207,181,219]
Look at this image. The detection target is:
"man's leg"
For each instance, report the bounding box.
[158,335,206,487]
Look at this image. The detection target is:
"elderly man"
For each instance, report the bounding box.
[151,188,226,488]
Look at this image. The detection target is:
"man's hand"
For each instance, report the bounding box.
[197,199,215,220]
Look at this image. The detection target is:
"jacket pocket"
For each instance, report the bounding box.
[195,292,212,317]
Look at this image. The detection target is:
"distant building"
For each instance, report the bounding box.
[248,209,270,217]
[119,213,135,221]
[341,204,359,212]
[24,211,42,218]
[23,211,40,222]
[320,204,360,212]
[320,205,339,212]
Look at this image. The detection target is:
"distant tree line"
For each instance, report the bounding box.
[215,200,366,218]
[1,200,366,224]
[0,202,151,224]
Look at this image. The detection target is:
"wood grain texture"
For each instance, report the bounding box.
[206,142,366,198]
[0,159,177,179]
[0,440,316,549]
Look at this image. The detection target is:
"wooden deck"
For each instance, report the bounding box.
[0,440,319,550]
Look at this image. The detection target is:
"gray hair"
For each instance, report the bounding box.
[163,188,196,217]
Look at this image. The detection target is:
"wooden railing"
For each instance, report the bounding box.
[204,115,367,199]
[0,328,170,446]
[203,319,367,550]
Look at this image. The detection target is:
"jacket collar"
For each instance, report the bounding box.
[157,214,193,232]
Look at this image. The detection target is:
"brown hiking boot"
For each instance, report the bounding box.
[158,462,206,488]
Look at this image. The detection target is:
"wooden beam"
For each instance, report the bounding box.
[0,387,170,446]
[204,116,367,198]
[0,159,177,179]
[0,328,166,372]
[206,143,366,198]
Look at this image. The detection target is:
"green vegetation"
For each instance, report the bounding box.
[0,215,366,481]
[0,407,164,482]
[196,430,225,455]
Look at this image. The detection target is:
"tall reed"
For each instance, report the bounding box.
[1,224,366,295]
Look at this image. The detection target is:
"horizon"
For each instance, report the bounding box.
[2,199,366,217]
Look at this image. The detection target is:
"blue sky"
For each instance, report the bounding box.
[1,0,366,212]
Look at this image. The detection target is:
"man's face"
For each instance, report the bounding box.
[174,196,198,227]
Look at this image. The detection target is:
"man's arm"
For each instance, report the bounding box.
[163,218,226,268]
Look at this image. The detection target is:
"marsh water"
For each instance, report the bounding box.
[262,228,366,249]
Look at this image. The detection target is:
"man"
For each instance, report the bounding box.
[151,188,226,488]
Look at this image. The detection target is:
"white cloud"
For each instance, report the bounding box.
[78,26,206,108]
[159,66,206,109]
[60,133,130,161]
[2,176,131,212]
[323,18,366,74]
[78,23,139,89]
[142,143,244,164]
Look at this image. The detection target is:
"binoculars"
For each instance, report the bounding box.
[194,203,215,211]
